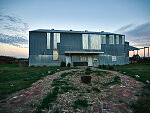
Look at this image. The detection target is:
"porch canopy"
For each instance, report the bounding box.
[65,51,104,55]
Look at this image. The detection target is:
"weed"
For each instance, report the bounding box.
[60,86,78,92]
[103,76,121,86]
[52,79,69,87]
[86,88,91,93]
[60,72,72,78]
[92,87,101,93]
[73,99,88,109]
[38,87,59,109]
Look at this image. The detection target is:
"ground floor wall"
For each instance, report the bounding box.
[29,55,129,66]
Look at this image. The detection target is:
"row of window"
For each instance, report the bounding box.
[47,33,125,50]
[82,34,125,50]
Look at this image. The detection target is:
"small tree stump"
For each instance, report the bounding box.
[81,75,91,84]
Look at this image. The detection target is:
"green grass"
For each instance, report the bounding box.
[36,87,59,112]
[60,86,79,92]
[112,64,150,112]
[73,99,88,109]
[103,76,121,86]
[92,87,101,93]
[113,64,150,83]
[0,64,74,100]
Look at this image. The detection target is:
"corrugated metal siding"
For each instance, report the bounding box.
[29,31,129,66]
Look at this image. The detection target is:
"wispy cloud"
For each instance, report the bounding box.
[0,14,29,48]
[116,22,150,47]
[0,34,28,47]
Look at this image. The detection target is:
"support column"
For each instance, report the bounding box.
[148,47,149,57]
[144,47,145,57]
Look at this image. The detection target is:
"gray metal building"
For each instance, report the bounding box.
[29,29,129,66]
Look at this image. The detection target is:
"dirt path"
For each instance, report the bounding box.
[0,69,82,113]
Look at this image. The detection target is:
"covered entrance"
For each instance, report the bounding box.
[65,51,104,66]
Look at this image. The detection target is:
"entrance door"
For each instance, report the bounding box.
[88,56,93,66]
[66,56,71,66]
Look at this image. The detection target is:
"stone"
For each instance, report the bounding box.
[146,80,150,83]
[135,75,140,78]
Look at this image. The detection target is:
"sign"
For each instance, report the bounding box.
[53,50,59,60]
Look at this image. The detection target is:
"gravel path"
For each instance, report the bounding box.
[0,69,81,113]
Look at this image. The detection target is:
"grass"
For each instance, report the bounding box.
[112,64,150,112]
[36,87,59,112]
[52,79,69,87]
[0,64,75,100]
[92,87,101,93]
[73,99,88,109]
[60,86,78,92]
[103,76,121,86]
[113,64,150,83]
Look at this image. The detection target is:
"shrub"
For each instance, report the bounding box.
[102,64,106,69]
[98,65,102,69]
[67,63,71,67]
[60,61,66,67]
[109,66,114,70]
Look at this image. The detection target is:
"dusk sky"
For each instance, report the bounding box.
[0,0,150,58]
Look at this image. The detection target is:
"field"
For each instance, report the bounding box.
[0,64,74,100]
[113,64,150,84]
[0,64,150,112]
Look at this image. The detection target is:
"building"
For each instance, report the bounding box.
[29,29,129,66]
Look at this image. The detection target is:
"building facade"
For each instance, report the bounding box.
[29,29,129,66]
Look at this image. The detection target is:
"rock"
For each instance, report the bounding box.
[135,75,140,78]
[146,80,150,83]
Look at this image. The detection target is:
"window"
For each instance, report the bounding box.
[82,34,88,49]
[116,35,119,44]
[47,33,50,49]
[53,33,60,49]
[101,35,106,44]
[109,35,114,44]
[112,56,116,61]
[82,34,101,50]
[122,36,125,45]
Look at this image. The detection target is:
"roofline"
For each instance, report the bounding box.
[29,29,125,35]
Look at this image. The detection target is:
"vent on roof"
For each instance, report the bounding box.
[51,29,55,30]
[85,30,88,32]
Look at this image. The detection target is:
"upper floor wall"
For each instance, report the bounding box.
[29,31,126,56]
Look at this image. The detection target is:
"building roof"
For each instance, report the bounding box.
[129,46,140,51]
[30,29,124,35]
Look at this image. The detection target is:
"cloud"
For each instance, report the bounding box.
[116,24,134,33]
[0,14,29,47]
[0,33,28,47]
[116,22,150,47]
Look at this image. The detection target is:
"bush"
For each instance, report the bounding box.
[67,63,71,67]
[60,61,66,67]
[98,65,102,69]
[109,66,114,70]
[102,64,106,69]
